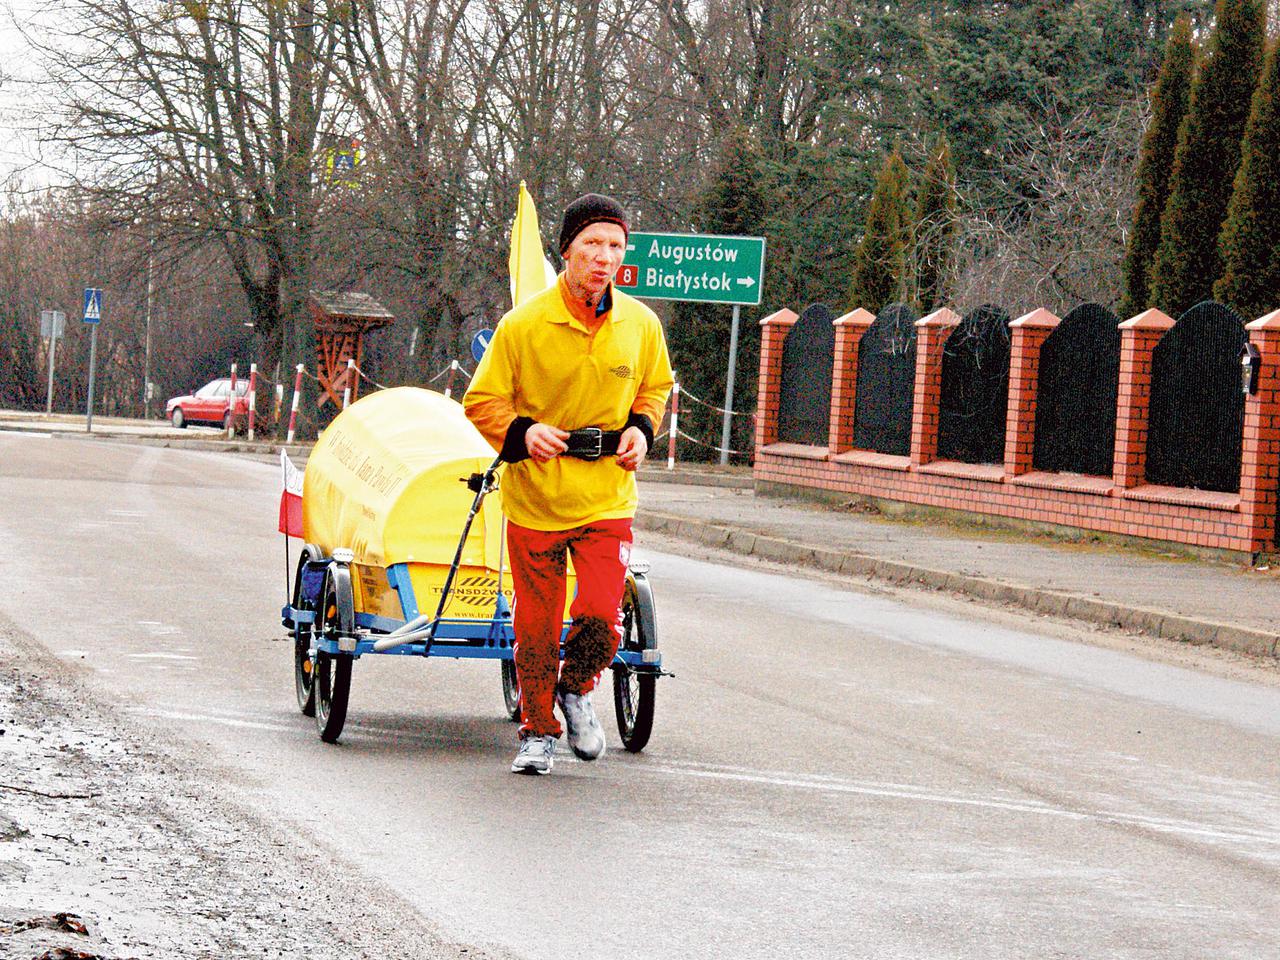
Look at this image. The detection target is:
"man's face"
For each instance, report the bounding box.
[563,221,627,301]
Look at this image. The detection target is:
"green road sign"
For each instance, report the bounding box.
[615,231,766,305]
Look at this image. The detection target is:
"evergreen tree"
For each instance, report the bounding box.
[912,136,957,313]
[849,150,910,312]
[667,127,774,462]
[1151,0,1266,315]
[916,0,1177,175]
[1120,14,1195,318]
[1214,41,1280,318]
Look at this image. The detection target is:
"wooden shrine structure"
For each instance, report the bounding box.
[309,290,395,410]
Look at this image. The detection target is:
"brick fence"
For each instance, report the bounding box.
[753,306,1280,556]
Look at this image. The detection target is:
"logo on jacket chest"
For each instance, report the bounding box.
[608,364,635,380]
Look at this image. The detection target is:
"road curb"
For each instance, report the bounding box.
[635,510,1280,661]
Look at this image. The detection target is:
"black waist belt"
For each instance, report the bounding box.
[564,428,623,460]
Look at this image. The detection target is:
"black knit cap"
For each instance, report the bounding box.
[558,193,629,254]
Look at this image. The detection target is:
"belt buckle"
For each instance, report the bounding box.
[579,427,603,460]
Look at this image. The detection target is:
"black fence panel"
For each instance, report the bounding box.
[937,305,1011,464]
[853,303,918,455]
[1033,303,1121,476]
[1146,301,1247,493]
[777,303,835,445]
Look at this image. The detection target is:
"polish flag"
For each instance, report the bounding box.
[279,449,304,537]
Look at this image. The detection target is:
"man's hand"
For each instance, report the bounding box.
[615,425,648,471]
[525,422,569,463]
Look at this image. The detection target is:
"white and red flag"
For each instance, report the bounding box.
[278,449,304,537]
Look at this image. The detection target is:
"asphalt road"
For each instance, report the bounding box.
[1,432,1278,960]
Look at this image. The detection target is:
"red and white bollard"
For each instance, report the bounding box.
[247,363,258,441]
[667,381,679,470]
[342,357,355,409]
[444,359,459,399]
[286,364,304,444]
[226,363,238,438]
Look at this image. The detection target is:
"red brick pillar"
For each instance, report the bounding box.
[1113,308,1174,489]
[1240,310,1280,552]
[829,308,876,455]
[910,308,961,466]
[755,308,799,451]
[1004,308,1061,478]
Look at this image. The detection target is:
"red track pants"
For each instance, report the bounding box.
[506,517,632,739]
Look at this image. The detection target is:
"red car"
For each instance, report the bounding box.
[166,378,251,431]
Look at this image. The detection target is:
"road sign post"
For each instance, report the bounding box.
[40,310,65,416]
[83,288,102,432]
[616,232,765,463]
[720,305,741,465]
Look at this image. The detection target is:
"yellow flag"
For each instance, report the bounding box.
[509,181,555,308]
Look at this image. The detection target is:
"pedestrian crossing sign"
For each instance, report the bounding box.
[83,287,102,324]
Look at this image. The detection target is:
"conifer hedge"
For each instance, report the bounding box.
[1214,40,1280,319]
[913,137,957,313]
[1120,15,1195,319]
[667,127,773,461]
[1150,0,1265,317]
[849,151,910,312]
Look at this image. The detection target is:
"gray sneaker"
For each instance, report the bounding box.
[511,734,557,775]
[557,689,605,761]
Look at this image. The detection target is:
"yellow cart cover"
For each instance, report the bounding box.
[303,387,504,571]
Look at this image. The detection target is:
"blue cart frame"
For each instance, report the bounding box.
[281,459,664,750]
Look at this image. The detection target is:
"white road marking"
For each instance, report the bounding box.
[131,707,486,742]
[130,707,296,733]
[136,621,182,636]
[126,706,1277,853]
[627,759,1280,848]
[126,652,200,661]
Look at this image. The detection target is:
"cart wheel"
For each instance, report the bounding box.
[315,567,354,743]
[612,575,657,753]
[500,658,522,722]
[291,545,324,716]
[315,651,352,743]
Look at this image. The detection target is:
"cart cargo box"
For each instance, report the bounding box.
[304,387,515,620]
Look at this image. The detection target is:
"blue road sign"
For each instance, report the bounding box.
[83,288,103,324]
[471,328,494,364]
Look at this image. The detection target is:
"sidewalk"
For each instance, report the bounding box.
[0,409,192,438]
[0,410,287,457]
[5,410,1276,660]
[635,479,1280,660]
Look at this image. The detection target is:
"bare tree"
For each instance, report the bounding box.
[950,101,1142,315]
[32,0,343,378]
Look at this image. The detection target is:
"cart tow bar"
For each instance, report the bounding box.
[371,455,503,654]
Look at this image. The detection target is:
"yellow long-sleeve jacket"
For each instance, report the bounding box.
[463,275,674,531]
